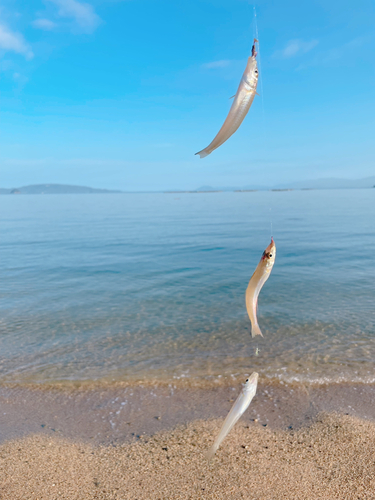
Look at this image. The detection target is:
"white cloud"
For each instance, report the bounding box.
[201,60,231,69]
[32,18,57,31]
[0,23,33,59]
[48,0,101,33]
[278,39,318,59]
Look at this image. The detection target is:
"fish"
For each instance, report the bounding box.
[195,39,259,159]
[245,238,276,337]
[206,372,259,460]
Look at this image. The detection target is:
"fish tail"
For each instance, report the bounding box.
[205,444,218,461]
[195,149,210,159]
[251,324,263,338]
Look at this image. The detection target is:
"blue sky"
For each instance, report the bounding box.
[1,0,374,191]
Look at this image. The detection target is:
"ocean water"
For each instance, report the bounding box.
[1,190,374,387]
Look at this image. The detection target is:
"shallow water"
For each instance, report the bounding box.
[0,190,374,386]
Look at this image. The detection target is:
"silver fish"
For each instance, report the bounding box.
[206,372,259,460]
[195,39,259,158]
[245,238,276,337]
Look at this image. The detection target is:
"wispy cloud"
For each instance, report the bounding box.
[318,36,365,63]
[0,23,33,59]
[276,39,318,59]
[32,18,57,31]
[201,60,232,70]
[13,71,29,85]
[296,36,367,70]
[48,0,101,33]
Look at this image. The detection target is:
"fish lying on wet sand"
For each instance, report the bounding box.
[245,238,276,337]
[195,39,259,158]
[206,372,259,460]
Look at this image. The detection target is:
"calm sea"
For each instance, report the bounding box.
[1,190,374,387]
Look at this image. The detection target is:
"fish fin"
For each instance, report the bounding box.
[256,92,260,96]
[195,149,210,159]
[251,324,263,338]
[229,94,235,99]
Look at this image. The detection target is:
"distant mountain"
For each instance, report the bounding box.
[195,185,217,191]
[0,184,122,195]
[195,184,269,192]
[276,176,375,190]
[2,178,374,195]
[194,177,375,192]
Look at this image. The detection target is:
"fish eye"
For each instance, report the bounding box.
[269,253,273,257]
[246,379,249,382]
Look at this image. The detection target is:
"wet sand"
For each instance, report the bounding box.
[1,381,375,445]
[1,382,375,498]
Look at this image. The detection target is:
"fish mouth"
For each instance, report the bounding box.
[252,38,258,58]
[246,372,259,384]
[262,238,276,260]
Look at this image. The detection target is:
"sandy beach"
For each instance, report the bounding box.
[1,412,375,499]
[1,382,375,499]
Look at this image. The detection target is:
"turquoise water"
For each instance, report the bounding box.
[1,190,374,386]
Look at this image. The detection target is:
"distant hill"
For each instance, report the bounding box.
[276,176,375,190]
[195,184,269,191]
[194,177,375,192]
[0,184,122,195]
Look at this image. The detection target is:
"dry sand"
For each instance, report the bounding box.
[1,412,375,499]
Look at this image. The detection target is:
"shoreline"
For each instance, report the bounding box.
[1,383,375,498]
[1,380,375,446]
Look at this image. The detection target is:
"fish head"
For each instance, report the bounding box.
[244,372,258,392]
[261,238,276,270]
[243,56,259,88]
[243,39,259,87]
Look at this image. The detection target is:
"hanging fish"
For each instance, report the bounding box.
[195,39,259,158]
[245,238,276,337]
[206,372,259,460]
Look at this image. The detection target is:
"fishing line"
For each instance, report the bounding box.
[253,6,265,117]
[251,5,269,170]
[253,7,274,243]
